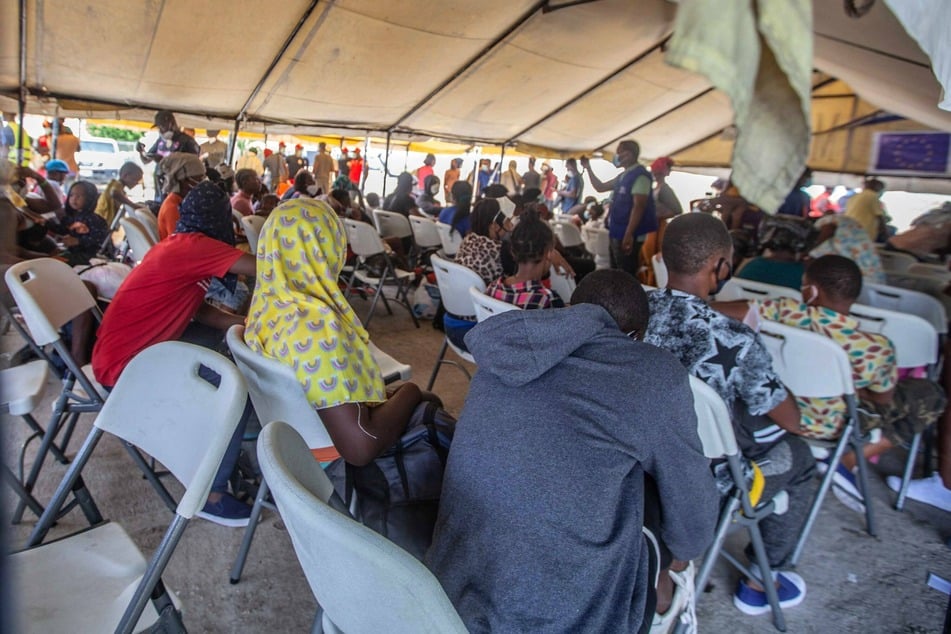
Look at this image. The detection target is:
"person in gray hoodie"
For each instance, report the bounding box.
[427,270,718,633]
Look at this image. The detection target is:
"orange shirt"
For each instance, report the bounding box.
[157,193,182,240]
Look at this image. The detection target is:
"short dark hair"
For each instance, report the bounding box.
[618,140,640,160]
[662,213,732,275]
[235,168,259,190]
[482,183,508,199]
[508,209,553,264]
[330,188,351,209]
[571,269,649,335]
[805,255,862,302]
[293,169,314,191]
[865,178,886,192]
[470,198,502,237]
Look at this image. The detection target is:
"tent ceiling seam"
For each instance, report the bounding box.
[814,32,930,68]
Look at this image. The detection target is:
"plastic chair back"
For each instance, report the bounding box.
[906,262,951,283]
[469,286,520,322]
[133,208,160,243]
[582,226,610,256]
[119,216,156,264]
[858,282,947,335]
[553,220,583,248]
[549,266,576,303]
[689,376,738,459]
[241,215,267,256]
[95,341,248,518]
[718,278,802,302]
[258,421,467,633]
[344,218,386,258]
[651,254,668,289]
[876,249,917,273]
[849,303,940,369]
[226,325,333,450]
[759,320,855,398]
[373,210,413,240]
[5,258,98,346]
[435,222,463,257]
[431,254,485,317]
[409,215,442,249]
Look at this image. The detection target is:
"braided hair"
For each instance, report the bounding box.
[509,207,553,264]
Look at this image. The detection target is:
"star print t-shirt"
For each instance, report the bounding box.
[645,288,788,455]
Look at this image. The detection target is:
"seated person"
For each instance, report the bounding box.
[254,193,279,217]
[454,198,509,286]
[281,169,318,201]
[157,152,206,240]
[439,180,472,237]
[91,180,256,527]
[644,213,814,616]
[486,209,566,310]
[383,172,419,217]
[584,201,606,229]
[755,255,947,511]
[735,215,813,290]
[5,164,63,257]
[231,168,261,217]
[243,198,432,467]
[45,181,109,266]
[38,158,68,204]
[417,174,442,217]
[810,214,885,284]
[428,270,717,633]
[94,161,144,227]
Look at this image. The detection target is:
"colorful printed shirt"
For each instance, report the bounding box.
[645,289,788,455]
[486,277,565,310]
[757,297,897,439]
[810,215,886,283]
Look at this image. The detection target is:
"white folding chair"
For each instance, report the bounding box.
[15,341,248,634]
[469,285,520,322]
[409,214,443,252]
[857,282,948,336]
[240,214,267,256]
[848,303,942,510]
[906,262,951,283]
[258,421,467,634]
[131,207,159,242]
[373,209,414,241]
[582,225,610,270]
[5,258,107,524]
[427,254,484,390]
[689,376,790,632]
[553,220,584,248]
[119,216,156,265]
[343,218,419,328]
[651,253,668,289]
[758,320,873,567]
[548,265,576,304]
[717,278,803,303]
[876,248,917,273]
[435,221,463,257]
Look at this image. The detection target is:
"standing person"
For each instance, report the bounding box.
[777,168,812,218]
[287,144,309,183]
[137,110,200,201]
[641,156,682,284]
[443,158,462,203]
[540,161,558,207]
[2,112,32,166]
[582,140,657,277]
[54,120,81,178]
[348,148,364,190]
[500,160,524,195]
[91,181,257,527]
[429,270,717,633]
[263,146,288,191]
[199,129,228,169]
[336,148,350,182]
[556,158,582,214]
[231,169,261,217]
[416,153,436,194]
[312,142,335,195]
[521,156,541,193]
[845,178,887,240]
[94,162,144,227]
[235,147,264,176]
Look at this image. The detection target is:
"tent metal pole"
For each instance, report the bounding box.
[360,134,370,192]
[51,105,60,158]
[227,119,241,166]
[382,131,391,199]
[17,0,27,166]
[498,145,506,189]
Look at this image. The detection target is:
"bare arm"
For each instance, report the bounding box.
[111,187,138,209]
[317,382,423,465]
[194,301,245,331]
[19,167,62,215]
[228,252,257,277]
[767,392,801,433]
[583,166,617,193]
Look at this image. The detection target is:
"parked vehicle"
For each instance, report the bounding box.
[76,137,122,185]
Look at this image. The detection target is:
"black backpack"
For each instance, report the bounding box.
[326,401,455,560]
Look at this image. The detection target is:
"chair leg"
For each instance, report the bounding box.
[852,435,877,538]
[426,340,449,391]
[2,463,45,519]
[694,496,740,597]
[363,279,388,327]
[230,476,272,584]
[12,400,74,524]
[746,523,787,632]
[896,432,922,511]
[21,414,69,464]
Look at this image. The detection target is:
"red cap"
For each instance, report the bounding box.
[278,141,286,148]
[651,156,674,173]
[263,149,273,158]
[295,143,304,150]
[341,147,349,153]
[353,148,361,154]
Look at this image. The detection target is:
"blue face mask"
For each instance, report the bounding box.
[612,155,621,167]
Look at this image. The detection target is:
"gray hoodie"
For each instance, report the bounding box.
[427,304,718,633]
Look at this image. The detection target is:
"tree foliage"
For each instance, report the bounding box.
[87,124,142,142]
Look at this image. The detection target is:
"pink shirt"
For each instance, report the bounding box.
[230,191,254,217]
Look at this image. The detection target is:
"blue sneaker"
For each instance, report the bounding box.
[831,463,865,513]
[733,572,807,615]
[196,493,252,527]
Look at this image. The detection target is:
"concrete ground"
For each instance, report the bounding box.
[3,293,951,633]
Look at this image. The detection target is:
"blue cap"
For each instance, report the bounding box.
[45,159,69,173]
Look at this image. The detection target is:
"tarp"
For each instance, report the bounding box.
[1,1,950,178]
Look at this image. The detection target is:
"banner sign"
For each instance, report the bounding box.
[870,131,951,176]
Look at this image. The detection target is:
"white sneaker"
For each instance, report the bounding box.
[886,473,951,513]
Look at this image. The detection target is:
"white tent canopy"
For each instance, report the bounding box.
[1,1,949,174]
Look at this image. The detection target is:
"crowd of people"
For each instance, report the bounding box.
[3,106,951,632]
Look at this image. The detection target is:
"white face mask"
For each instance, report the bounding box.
[429,185,439,195]
[306,184,320,197]
[162,130,175,141]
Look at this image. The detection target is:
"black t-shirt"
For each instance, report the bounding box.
[383,193,416,217]
[148,131,200,158]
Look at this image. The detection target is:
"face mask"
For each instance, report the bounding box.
[802,284,818,305]
[306,184,320,197]
[713,258,733,295]
[162,130,175,141]
[429,185,439,195]
[612,155,622,168]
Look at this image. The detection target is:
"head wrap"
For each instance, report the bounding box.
[176,180,237,289]
[244,199,385,413]
[158,152,205,194]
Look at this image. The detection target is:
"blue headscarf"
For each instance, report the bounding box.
[176,180,238,290]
